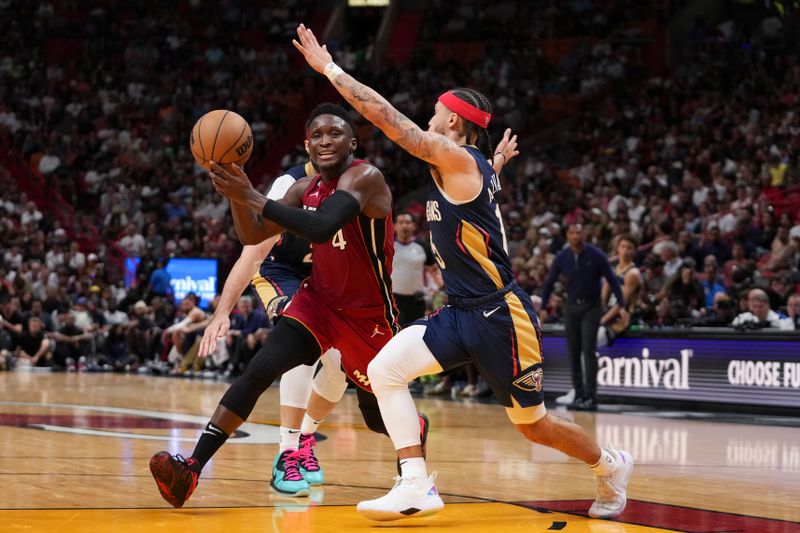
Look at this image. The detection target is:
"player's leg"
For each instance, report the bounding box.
[502,291,633,519]
[254,273,309,455]
[273,361,316,495]
[563,304,586,404]
[149,318,321,507]
[255,273,322,491]
[512,413,633,519]
[278,363,313,453]
[359,321,461,521]
[578,302,602,409]
[294,348,349,486]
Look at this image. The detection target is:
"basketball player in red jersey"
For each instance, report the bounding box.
[148,104,416,508]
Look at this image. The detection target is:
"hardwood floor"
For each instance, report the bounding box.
[0,372,798,532]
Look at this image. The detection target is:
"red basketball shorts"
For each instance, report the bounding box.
[281,283,395,393]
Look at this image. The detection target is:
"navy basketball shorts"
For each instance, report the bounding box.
[251,268,303,309]
[418,285,547,424]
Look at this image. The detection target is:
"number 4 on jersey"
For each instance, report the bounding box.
[332,229,348,250]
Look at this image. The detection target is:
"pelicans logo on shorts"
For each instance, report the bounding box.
[513,366,543,392]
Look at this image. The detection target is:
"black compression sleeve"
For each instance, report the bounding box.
[260,190,361,243]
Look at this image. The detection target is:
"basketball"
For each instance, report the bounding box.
[190,109,253,169]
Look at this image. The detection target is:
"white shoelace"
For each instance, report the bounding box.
[389,472,438,494]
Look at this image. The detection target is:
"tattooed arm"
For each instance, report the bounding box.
[292,24,474,175]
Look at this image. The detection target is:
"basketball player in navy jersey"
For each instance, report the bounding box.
[196,161,350,496]
[294,24,633,522]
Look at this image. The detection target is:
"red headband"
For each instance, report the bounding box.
[438,91,491,129]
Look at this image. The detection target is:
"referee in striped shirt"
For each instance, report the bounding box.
[391,213,442,326]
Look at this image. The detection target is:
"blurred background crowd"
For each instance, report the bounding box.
[0,0,798,380]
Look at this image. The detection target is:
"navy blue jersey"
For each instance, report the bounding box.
[425,146,514,298]
[259,162,315,279]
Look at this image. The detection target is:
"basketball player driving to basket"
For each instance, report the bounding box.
[149,104,422,508]
[293,24,634,522]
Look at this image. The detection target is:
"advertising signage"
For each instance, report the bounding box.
[540,331,800,408]
[124,257,218,310]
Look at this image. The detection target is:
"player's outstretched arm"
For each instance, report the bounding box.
[292,24,473,174]
[198,239,276,357]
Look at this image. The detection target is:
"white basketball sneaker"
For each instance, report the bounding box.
[556,388,576,405]
[589,446,634,519]
[357,473,444,521]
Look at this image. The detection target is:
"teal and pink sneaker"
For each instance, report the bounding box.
[298,434,324,486]
[270,449,311,497]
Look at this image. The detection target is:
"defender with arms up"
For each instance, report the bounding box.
[293,24,634,522]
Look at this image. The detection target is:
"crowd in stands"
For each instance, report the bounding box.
[0,1,798,376]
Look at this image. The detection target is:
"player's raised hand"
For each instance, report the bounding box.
[209,161,253,204]
[198,314,230,358]
[292,24,333,74]
[494,128,519,165]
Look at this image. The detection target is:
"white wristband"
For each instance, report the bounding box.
[323,62,344,81]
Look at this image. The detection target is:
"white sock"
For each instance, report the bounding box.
[279,426,301,452]
[300,413,322,436]
[590,448,617,476]
[399,457,428,479]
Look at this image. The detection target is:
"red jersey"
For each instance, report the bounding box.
[300,160,399,332]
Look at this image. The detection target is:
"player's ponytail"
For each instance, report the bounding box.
[449,88,493,159]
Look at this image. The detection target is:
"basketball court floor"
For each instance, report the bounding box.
[1,372,798,532]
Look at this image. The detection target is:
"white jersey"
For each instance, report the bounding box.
[391,239,435,296]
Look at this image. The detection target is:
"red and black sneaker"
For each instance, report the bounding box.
[396,412,430,475]
[418,412,430,459]
[149,451,200,508]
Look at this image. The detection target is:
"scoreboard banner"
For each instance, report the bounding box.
[540,327,800,408]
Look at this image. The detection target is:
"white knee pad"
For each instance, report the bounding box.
[367,325,442,393]
[279,362,315,409]
[311,348,348,402]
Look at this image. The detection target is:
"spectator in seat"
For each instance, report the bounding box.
[659,257,704,317]
[658,241,683,278]
[787,294,800,330]
[71,297,99,361]
[148,258,172,300]
[732,288,795,330]
[51,310,94,371]
[693,293,737,327]
[699,225,732,264]
[768,273,794,311]
[723,243,748,288]
[164,293,207,373]
[127,300,157,363]
[24,299,56,333]
[119,223,147,257]
[99,323,141,372]
[223,295,267,377]
[765,225,796,272]
[0,294,24,351]
[700,256,727,311]
[16,317,51,368]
